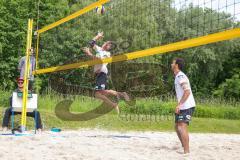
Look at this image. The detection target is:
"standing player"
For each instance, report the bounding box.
[171,58,196,154]
[18,47,36,91]
[83,32,130,114]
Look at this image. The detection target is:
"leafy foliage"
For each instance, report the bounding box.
[0,0,239,100]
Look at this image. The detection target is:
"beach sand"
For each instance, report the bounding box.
[0,129,239,160]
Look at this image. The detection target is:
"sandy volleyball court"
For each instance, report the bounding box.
[0,129,239,160]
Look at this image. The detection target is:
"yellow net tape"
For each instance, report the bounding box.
[33,28,240,75]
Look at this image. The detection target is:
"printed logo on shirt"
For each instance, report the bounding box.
[177,75,184,78]
[186,115,191,120]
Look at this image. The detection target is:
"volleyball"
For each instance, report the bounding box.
[96,5,105,14]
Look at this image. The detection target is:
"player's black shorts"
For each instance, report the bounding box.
[95,72,108,91]
[175,107,195,125]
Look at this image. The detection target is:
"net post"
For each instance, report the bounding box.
[20,19,33,132]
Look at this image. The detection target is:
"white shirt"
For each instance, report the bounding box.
[94,46,111,74]
[175,71,196,110]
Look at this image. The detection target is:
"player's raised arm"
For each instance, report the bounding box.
[89,31,104,50]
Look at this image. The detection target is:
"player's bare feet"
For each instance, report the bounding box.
[36,128,42,134]
[122,92,130,102]
[113,103,120,114]
[2,127,8,132]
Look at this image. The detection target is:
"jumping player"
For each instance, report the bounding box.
[82,32,130,114]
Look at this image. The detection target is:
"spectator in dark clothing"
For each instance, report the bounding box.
[2,78,42,132]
